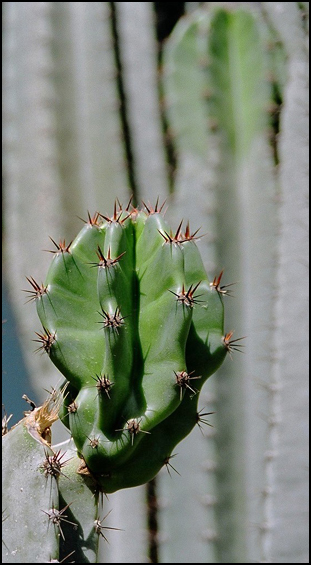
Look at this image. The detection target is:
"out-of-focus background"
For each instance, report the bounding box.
[2,2,309,563]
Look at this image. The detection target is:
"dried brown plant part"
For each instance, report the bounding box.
[24,386,65,445]
[2,406,12,436]
[22,393,37,410]
[22,393,37,416]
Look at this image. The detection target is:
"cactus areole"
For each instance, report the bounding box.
[33,201,228,493]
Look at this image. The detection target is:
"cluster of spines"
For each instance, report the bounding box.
[158,219,201,245]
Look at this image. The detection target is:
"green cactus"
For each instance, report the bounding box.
[31,201,229,493]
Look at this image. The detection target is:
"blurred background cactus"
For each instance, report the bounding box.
[2,2,308,563]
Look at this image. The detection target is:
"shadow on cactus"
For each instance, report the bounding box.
[31,199,233,492]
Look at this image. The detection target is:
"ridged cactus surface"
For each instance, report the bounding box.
[34,202,228,492]
[2,407,101,563]
[2,421,59,563]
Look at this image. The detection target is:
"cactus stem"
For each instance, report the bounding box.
[33,327,56,355]
[169,281,203,307]
[45,237,72,255]
[89,245,126,269]
[99,199,130,224]
[30,200,227,493]
[94,509,123,542]
[159,219,203,244]
[42,504,77,542]
[210,270,236,296]
[163,453,181,477]
[77,210,101,227]
[142,196,166,215]
[23,276,48,303]
[174,370,201,400]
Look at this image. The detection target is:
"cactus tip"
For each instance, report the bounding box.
[45,237,72,255]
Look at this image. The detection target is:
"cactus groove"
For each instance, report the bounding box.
[32,200,229,492]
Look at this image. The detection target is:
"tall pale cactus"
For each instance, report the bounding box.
[3,2,308,563]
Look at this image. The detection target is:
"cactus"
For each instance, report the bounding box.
[2,392,108,563]
[2,2,308,563]
[2,394,63,563]
[3,200,232,563]
[30,200,229,493]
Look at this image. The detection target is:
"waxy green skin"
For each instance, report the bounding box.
[36,206,227,492]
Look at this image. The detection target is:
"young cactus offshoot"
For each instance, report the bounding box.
[30,199,233,493]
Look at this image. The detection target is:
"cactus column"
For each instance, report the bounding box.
[33,202,228,492]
